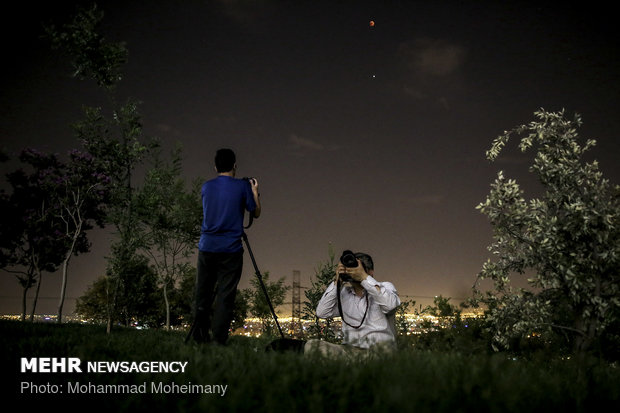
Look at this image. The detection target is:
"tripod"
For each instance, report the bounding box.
[244,232,308,352]
[242,232,285,339]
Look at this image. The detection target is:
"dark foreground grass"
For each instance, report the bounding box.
[2,320,619,412]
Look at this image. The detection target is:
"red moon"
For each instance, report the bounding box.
[369,20,375,27]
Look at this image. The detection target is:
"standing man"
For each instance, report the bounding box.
[191,148,260,345]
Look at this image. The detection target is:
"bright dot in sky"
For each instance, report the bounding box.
[369,20,375,27]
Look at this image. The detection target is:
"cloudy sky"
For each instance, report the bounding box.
[1,0,619,316]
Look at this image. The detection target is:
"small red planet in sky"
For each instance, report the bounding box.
[369,20,375,27]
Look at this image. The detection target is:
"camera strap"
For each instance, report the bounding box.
[336,280,369,329]
[244,211,254,229]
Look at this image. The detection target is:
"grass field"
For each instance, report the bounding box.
[3,320,619,412]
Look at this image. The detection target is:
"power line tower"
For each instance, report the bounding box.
[291,270,301,337]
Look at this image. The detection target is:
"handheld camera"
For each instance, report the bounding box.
[339,250,363,282]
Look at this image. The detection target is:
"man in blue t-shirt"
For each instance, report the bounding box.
[191,148,261,345]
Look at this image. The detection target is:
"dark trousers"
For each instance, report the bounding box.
[193,250,243,344]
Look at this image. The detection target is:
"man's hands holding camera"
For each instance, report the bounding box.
[336,261,368,284]
[243,177,261,219]
[337,250,368,283]
[247,177,259,195]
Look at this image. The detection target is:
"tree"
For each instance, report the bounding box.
[302,244,339,342]
[231,289,251,332]
[112,254,161,327]
[419,295,462,332]
[46,3,154,331]
[411,296,490,354]
[171,262,198,327]
[0,193,40,321]
[2,147,109,323]
[395,299,416,336]
[0,150,67,321]
[45,3,127,90]
[75,276,112,324]
[472,109,620,355]
[76,258,161,327]
[74,103,152,333]
[135,146,202,329]
[425,295,461,319]
[40,149,110,323]
[245,272,289,336]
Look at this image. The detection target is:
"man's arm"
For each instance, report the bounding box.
[361,277,401,314]
[315,282,339,319]
[250,178,261,218]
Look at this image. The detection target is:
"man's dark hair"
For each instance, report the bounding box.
[215,148,236,172]
[355,252,374,272]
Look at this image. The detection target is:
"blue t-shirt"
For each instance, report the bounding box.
[198,176,256,253]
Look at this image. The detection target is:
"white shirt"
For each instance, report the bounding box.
[315,276,401,349]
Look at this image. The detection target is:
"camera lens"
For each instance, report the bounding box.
[340,250,358,268]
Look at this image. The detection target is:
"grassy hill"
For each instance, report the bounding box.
[3,320,619,412]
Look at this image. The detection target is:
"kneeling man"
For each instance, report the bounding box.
[305,251,401,356]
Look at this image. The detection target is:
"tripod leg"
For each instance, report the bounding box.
[242,233,285,339]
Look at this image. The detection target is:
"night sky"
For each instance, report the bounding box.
[1,0,619,315]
